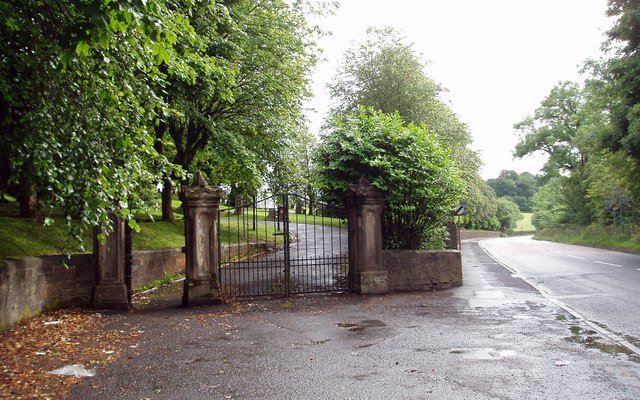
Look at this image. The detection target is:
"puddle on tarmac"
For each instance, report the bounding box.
[337,322,359,331]
[625,335,640,349]
[565,324,640,363]
[448,347,517,360]
[361,320,387,328]
[473,290,505,299]
[337,320,387,332]
[590,322,640,354]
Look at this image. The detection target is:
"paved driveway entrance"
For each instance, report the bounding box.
[218,194,349,297]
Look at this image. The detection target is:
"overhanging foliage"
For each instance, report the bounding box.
[314,107,463,249]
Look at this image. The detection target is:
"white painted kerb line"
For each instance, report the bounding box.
[594,261,622,268]
[478,240,640,358]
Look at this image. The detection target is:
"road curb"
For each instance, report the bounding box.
[478,238,640,358]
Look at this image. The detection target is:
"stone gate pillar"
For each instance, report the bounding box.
[445,221,461,250]
[346,176,388,294]
[182,173,225,307]
[93,211,129,309]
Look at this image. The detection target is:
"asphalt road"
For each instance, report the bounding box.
[70,240,640,399]
[480,236,640,343]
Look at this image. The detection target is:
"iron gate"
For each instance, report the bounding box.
[217,193,349,297]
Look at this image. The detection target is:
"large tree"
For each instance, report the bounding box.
[581,0,640,208]
[0,0,323,248]
[328,27,475,151]
[328,27,440,125]
[0,0,182,243]
[512,1,640,231]
[155,0,320,220]
[603,0,640,163]
[326,26,489,226]
[530,177,570,229]
[514,81,596,226]
[487,170,538,212]
[514,81,587,176]
[462,180,500,231]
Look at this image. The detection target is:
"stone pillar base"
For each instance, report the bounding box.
[354,270,389,294]
[93,284,129,310]
[182,279,221,307]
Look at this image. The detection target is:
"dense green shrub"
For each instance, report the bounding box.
[495,197,523,234]
[314,107,463,249]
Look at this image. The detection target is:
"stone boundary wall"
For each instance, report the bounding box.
[0,254,95,331]
[384,249,462,292]
[0,248,185,331]
[0,242,269,330]
[460,230,501,240]
[131,248,185,290]
[220,242,269,262]
[2,243,462,329]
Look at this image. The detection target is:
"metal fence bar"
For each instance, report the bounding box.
[218,193,348,297]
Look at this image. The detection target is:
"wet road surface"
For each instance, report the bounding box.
[71,240,640,399]
[481,236,640,344]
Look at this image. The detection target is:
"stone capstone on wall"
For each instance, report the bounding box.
[384,249,462,292]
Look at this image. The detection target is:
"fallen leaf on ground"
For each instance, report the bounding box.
[0,309,140,399]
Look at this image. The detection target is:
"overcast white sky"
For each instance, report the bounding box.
[305,0,613,179]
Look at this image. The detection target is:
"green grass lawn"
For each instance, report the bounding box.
[535,226,640,252]
[0,216,90,258]
[0,199,347,259]
[515,212,535,232]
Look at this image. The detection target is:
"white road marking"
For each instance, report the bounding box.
[594,261,622,268]
[478,240,640,358]
[567,255,586,260]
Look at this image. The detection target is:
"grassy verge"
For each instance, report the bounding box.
[134,220,185,250]
[515,212,534,232]
[219,207,346,228]
[535,226,640,252]
[0,199,347,259]
[0,216,92,258]
[134,272,185,293]
[0,216,187,258]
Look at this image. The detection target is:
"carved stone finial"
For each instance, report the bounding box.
[182,172,225,203]
[357,175,371,187]
[195,172,208,187]
[346,175,384,204]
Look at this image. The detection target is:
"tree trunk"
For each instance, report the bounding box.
[162,178,175,222]
[235,196,243,215]
[295,200,302,215]
[154,124,175,222]
[19,182,37,219]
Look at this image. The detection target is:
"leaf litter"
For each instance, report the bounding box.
[0,309,141,399]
